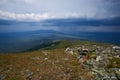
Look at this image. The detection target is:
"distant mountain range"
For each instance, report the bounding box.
[0,17,120,53]
[0,30,84,53]
[0,29,120,53]
[0,17,120,26]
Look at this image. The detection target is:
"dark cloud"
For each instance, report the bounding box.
[0,18,120,32]
[101,0,120,17]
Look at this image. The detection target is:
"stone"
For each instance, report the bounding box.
[44,57,48,60]
[112,46,120,50]
[63,58,69,61]
[109,73,118,80]
[65,48,71,52]
[26,69,34,79]
[65,47,74,55]
[114,68,120,80]
[41,51,48,55]
[63,45,120,80]
[96,56,101,62]
[37,69,40,72]
[77,54,83,60]
[102,77,110,80]
[0,74,6,80]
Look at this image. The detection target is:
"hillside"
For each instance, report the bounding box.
[0,40,120,80]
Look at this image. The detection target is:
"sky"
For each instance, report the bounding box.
[0,0,120,32]
[0,0,120,20]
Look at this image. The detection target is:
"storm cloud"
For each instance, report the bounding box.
[0,0,120,21]
[0,0,120,32]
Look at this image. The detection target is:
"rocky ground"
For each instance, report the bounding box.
[0,40,120,80]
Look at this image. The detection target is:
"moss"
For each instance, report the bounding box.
[107,57,120,68]
[87,52,96,59]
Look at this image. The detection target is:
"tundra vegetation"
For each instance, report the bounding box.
[0,40,120,80]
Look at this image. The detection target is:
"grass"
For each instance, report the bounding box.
[0,48,92,80]
[0,40,116,80]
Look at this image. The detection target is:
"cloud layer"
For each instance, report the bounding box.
[0,0,120,33]
[0,18,120,32]
[0,10,51,21]
[0,0,120,21]
[0,10,90,21]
